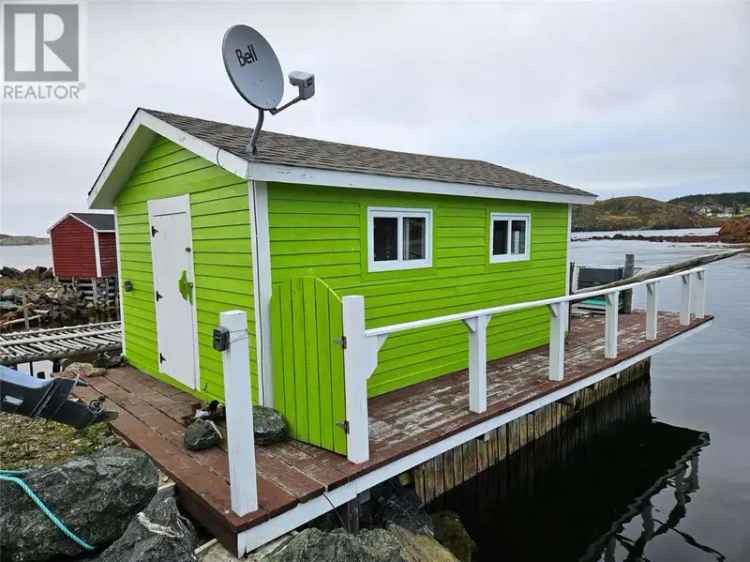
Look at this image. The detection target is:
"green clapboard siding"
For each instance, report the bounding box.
[267,182,569,397]
[116,136,258,403]
[271,277,347,454]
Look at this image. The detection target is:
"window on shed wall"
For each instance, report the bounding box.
[368,207,432,272]
[490,213,530,263]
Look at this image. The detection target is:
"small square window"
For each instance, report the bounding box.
[490,214,530,263]
[368,208,432,272]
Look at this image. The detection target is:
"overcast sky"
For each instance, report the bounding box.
[1,1,749,236]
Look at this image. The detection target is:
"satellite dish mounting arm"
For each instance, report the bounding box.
[248,109,264,155]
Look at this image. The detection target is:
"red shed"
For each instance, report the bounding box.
[48,212,117,279]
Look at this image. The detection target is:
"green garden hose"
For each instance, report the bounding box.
[0,469,95,551]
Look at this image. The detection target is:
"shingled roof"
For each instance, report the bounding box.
[70,213,114,231]
[141,109,594,199]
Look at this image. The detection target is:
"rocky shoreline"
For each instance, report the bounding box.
[0,266,115,330]
[575,233,723,243]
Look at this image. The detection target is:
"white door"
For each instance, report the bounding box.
[148,196,198,389]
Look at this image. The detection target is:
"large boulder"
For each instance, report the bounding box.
[0,266,22,279]
[1,287,25,303]
[264,528,404,562]
[0,447,159,562]
[184,419,222,451]
[95,488,198,562]
[387,524,459,562]
[253,406,288,445]
[372,478,434,536]
[431,511,477,562]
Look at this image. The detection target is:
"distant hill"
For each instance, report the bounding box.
[670,192,750,211]
[0,233,49,246]
[572,196,720,232]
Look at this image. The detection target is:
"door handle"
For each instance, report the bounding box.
[178,271,194,304]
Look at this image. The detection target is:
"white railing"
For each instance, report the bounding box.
[342,267,707,464]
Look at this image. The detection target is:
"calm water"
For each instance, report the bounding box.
[433,239,750,561]
[0,244,52,269]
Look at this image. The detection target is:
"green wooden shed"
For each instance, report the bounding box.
[88,108,596,459]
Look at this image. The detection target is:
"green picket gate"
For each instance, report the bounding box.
[270,277,348,455]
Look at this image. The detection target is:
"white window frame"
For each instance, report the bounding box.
[367,207,433,272]
[490,213,531,264]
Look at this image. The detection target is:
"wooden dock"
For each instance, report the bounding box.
[72,311,712,556]
[0,322,122,367]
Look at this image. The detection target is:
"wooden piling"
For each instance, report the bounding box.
[410,358,652,504]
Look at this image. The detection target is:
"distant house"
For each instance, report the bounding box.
[48,212,117,279]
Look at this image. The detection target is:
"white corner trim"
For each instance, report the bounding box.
[489,213,531,264]
[88,110,596,211]
[93,230,102,277]
[237,318,713,555]
[248,162,597,206]
[249,180,274,407]
[367,207,433,273]
[113,209,127,355]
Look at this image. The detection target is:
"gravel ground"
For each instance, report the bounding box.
[0,411,122,470]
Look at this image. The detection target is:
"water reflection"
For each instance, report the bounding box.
[428,377,720,562]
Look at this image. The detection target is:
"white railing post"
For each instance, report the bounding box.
[646,282,658,341]
[680,273,693,326]
[692,270,705,319]
[220,310,258,516]
[605,291,619,359]
[463,315,490,413]
[548,302,567,381]
[342,296,387,464]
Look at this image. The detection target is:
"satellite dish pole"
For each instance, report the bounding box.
[222,25,316,155]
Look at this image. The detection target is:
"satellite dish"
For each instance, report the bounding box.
[222,25,284,110]
[221,25,316,155]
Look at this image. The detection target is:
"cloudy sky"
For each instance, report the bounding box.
[1,1,749,236]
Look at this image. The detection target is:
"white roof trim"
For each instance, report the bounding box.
[88,109,596,209]
[48,213,94,234]
[247,162,597,205]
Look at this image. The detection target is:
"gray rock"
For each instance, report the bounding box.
[1,287,24,303]
[431,511,477,562]
[63,361,106,378]
[184,419,222,450]
[0,266,22,279]
[0,446,158,562]
[0,301,18,312]
[264,528,404,562]
[95,488,198,562]
[96,351,123,369]
[254,406,288,445]
[373,478,434,536]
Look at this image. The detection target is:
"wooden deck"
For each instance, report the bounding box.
[72,310,712,554]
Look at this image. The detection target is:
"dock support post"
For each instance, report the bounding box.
[692,270,705,319]
[605,291,619,359]
[622,254,635,314]
[464,315,490,413]
[342,296,386,464]
[680,274,693,326]
[548,302,567,381]
[646,282,658,341]
[220,310,258,516]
